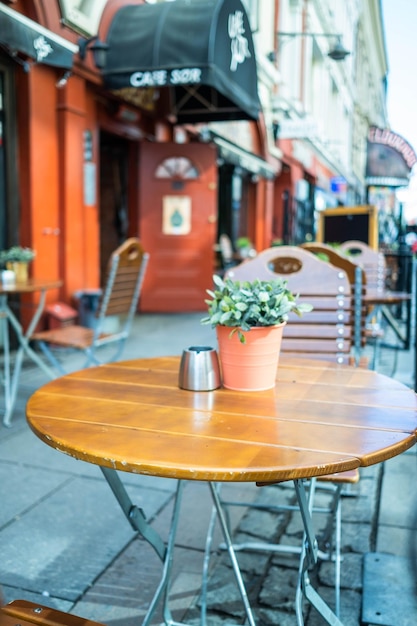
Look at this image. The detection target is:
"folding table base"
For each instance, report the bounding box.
[100,469,344,626]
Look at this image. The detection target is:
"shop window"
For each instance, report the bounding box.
[155,157,199,180]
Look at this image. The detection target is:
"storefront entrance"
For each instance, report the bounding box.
[99,132,131,285]
[138,142,218,312]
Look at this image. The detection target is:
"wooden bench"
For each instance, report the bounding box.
[0,600,105,626]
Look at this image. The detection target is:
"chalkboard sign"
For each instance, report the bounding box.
[317,205,378,249]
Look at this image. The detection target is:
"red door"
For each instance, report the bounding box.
[139,142,218,312]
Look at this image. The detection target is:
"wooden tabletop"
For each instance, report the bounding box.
[26,356,417,484]
[0,278,62,295]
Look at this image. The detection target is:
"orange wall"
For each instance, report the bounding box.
[57,76,100,301]
[17,64,62,327]
[16,63,102,327]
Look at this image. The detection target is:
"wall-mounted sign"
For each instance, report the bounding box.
[366,126,417,186]
[83,130,93,162]
[162,196,191,235]
[83,162,96,206]
[330,176,347,193]
[277,117,318,140]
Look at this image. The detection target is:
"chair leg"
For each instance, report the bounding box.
[37,341,68,376]
[81,337,126,369]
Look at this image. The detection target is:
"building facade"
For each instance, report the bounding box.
[268,0,389,243]
[0,0,395,319]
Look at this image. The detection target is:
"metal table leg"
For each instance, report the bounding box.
[293,479,344,626]
[100,469,257,626]
[209,482,257,626]
[101,467,186,626]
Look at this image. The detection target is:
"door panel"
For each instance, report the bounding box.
[139,142,217,312]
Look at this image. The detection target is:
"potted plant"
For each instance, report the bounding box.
[235,236,256,259]
[0,246,36,283]
[201,274,312,391]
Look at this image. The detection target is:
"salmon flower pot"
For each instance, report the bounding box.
[216,322,286,391]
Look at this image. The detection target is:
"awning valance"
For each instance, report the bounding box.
[102,0,260,123]
[0,4,77,69]
[213,135,278,179]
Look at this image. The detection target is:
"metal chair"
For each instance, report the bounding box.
[205,246,362,618]
[31,238,149,376]
[0,599,105,626]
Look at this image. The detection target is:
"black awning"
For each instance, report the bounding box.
[102,0,260,123]
[0,4,77,69]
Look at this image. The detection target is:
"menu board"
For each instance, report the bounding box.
[316,205,378,250]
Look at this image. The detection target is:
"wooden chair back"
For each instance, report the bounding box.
[338,240,386,292]
[93,237,148,332]
[300,242,366,287]
[0,600,105,625]
[226,246,354,364]
[301,242,367,355]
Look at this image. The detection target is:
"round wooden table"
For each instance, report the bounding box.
[26,356,417,625]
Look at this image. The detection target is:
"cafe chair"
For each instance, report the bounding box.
[0,599,106,625]
[338,239,410,371]
[213,246,363,616]
[227,245,360,365]
[31,238,149,376]
[338,239,386,292]
[300,241,368,367]
[336,240,386,362]
[218,233,240,272]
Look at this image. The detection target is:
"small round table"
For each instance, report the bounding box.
[26,356,417,625]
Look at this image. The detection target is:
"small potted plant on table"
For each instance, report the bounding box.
[201,274,312,391]
[0,246,36,283]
